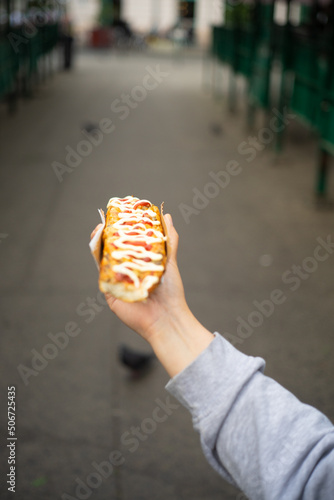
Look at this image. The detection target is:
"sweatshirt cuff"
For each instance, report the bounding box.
[165,332,265,425]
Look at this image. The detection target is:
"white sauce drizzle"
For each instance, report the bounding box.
[111,250,163,261]
[107,196,165,289]
[114,215,160,226]
[112,263,140,288]
[142,275,159,289]
[117,228,165,240]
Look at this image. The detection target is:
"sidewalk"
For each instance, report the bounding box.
[0,48,333,500]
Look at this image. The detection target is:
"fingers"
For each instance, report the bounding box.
[163,214,179,263]
[105,292,117,310]
[90,224,103,240]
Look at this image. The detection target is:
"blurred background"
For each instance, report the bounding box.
[1,0,334,499]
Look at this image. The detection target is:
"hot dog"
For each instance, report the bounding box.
[98,196,167,302]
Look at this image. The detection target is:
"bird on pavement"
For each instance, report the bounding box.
[118,344,155,377]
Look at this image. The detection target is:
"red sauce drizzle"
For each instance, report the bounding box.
[115,273,133,283]
[133,200,151,210]
[123,241,146,247]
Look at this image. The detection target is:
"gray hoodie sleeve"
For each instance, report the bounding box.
[165,333,334,500]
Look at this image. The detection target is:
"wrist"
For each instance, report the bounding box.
[148,306,214,378]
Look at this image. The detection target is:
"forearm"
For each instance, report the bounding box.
[148,306,214,378]
[166,334,334,499]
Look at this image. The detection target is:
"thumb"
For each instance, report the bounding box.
[163,213,179,263]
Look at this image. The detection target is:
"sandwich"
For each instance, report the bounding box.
[98,196,167,302]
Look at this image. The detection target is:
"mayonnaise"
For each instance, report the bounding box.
[108,197,165,288]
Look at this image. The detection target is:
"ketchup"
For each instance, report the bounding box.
[115,273,133,283]
[133,200,152,210]
[120,220,137,225]
[123,241,153,251]
[123,240,146,246]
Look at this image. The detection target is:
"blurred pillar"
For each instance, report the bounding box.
[151,0,161,32]
[178,0,196,43]
[179,0,196,22]
[113,0,121,22]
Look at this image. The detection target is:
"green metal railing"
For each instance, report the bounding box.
[0,23,59,103]
[0,37,19,98]
[210,1,334,200]
[211,3,274,111]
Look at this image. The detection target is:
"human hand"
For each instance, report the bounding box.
[90,214,189,343]
[90,213,213,377]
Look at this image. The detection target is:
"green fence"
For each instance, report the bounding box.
[248,4,274,110]
[0,23,59,102]
[287,28,334,196]
[210,2,334,199]
[211,3,274,111]
[290,36,326,129]
[290,35,334,150]
[0,37,19,98]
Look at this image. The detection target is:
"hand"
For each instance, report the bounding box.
[90,214,213,377]
[91,214,188,342]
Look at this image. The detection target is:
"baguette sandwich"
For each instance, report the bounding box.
[98,196,167,302]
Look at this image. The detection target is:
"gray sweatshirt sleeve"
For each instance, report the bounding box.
[165,333,334,500]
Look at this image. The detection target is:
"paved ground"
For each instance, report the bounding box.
[0,48,334,500]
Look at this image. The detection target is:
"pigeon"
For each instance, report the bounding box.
[118,344,155,376]
[81,122,100,134]
[209,123,223,136]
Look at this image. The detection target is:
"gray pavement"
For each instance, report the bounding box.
[0,49,334,500]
